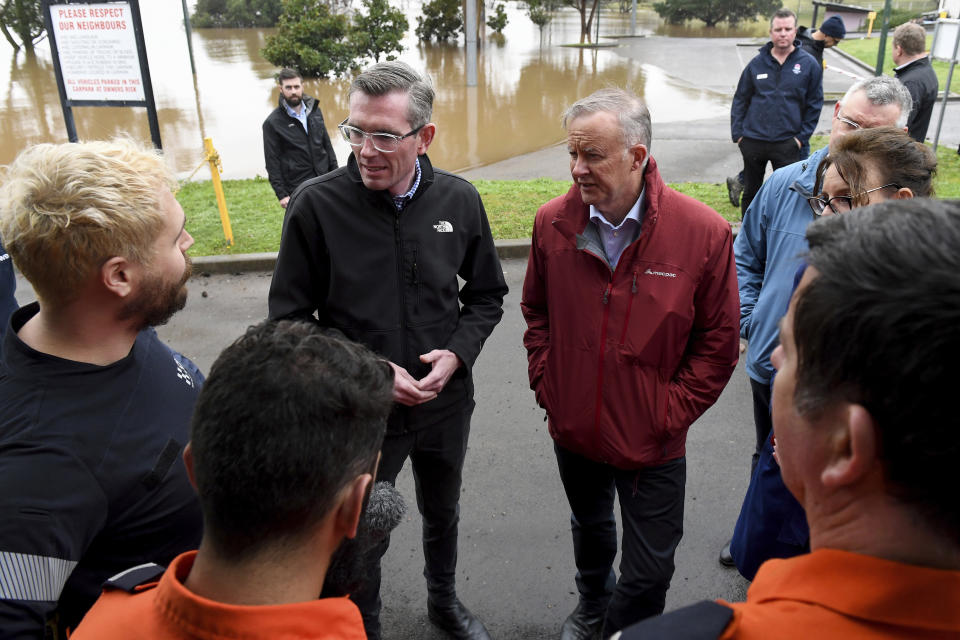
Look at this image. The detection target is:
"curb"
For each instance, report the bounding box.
[192,232,740,275]
[192,239,535,275]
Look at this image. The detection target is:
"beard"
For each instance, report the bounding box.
[285,94,302,107]
[120,255,192,330]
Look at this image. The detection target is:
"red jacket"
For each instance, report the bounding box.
[521,157,739,469]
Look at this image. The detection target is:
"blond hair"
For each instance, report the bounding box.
[0,139,175,304]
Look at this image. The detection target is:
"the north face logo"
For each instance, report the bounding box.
[433,221,453,232]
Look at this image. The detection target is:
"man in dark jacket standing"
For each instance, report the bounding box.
[731,8,823,214]
[796,15,845,66]
[262,68,338,209]
[268,61,506,640]
[522,88,740,640]
[893,22,938,142]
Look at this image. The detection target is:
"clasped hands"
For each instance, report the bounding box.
[388,349,462,406]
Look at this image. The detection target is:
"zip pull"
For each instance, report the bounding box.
[631,270,638,294]
[602,282,611,305]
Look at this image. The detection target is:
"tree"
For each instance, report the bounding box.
[524,0,559,41]
[0,0,44,52]
[351,0,408,62]
[652,0,779,28]
[486,2,507,33]
[263,0,408,77]
[262,0,356,77]
[416,0,462,42]
[566,0,599,44]
[192,0,283,27]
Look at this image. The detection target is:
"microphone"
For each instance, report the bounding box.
[321,481,406,597]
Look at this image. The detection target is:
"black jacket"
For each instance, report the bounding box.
[797,27,825,66]
[262,94,339,200]
[268,154,508,433]
[895,56,939,142]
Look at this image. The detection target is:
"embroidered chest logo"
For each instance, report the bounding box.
[175,360,195,388]
[644,268,677,278]
[433,220,453,232]
[792,63,802,75]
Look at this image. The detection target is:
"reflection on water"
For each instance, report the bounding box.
[0,2,732,179]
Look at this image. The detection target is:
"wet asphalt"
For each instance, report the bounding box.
[12,34,960,640]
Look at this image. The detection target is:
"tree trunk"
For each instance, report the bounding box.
[0,21,21,51]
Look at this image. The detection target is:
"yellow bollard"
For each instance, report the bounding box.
[867,11,876,37]
[203,137,234,247]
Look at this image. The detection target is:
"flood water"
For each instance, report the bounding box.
[0,2,756,179]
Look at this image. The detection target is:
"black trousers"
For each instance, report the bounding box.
[739,137,800,214]
[749,377,773,473]
[554,443,686,636]
[350,404,473,640]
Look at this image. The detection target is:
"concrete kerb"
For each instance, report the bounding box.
[191,233,742,275]
[192,241,532,275]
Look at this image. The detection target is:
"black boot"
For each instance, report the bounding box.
[427,597,491,640]
[560,602,604,640]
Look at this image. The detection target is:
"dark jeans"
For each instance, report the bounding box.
[739,137,800,214]
[554,443,686,636]
[749,377,773,473]
[350,404,473,640]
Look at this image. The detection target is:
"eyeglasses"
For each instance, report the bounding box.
[338,119,424,153]
[806,183,900,216]
[835,109,862,131]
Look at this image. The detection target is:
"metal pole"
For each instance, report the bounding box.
[181,0,197,76]
[932,27,959,150]
[874,0,893,76]
[630,0,636,36]
[466,0,477,86]
[595,1,600,44]
[43,0,79,142]
[128,0,162,148]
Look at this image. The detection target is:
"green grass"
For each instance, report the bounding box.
[837,35,952,88]
[177,176,283,256]
[179,143,960,256]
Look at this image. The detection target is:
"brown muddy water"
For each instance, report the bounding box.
[0,2,759,180]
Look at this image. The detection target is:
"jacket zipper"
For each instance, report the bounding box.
[618,270,639,345]
[593,279,613,460]
[394,209,408,376]
[412,246,420,311]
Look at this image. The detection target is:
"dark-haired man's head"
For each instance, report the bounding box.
[186,320,393,563]
[277,68,304,107]
[771,200,960,559]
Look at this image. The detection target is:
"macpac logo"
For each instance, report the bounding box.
[644,268,677,278]
[433,221,453,232]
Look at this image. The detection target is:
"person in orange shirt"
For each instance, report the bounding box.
[72,320,395,639]
[618,198,960,639]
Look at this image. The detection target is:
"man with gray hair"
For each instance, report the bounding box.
[892,22,938,142]
[269,60,507,640]
[721,75,913,567]
[521,88,740,639]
